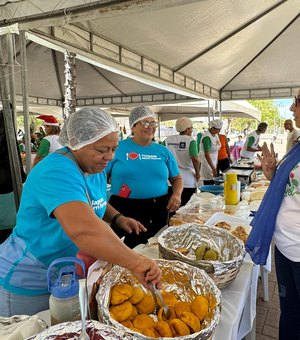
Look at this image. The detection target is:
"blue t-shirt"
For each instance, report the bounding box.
[106,138,179,199]
[0,148,107,295]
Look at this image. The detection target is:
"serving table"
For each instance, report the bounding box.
[134,240,258,340]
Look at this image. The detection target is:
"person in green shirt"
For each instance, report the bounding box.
[32,115,62,167]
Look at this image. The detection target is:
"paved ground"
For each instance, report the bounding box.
[256,243,280,340]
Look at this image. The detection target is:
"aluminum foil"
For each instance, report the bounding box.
[26,320,129,340]
[96,259,221,340]
[158,224,245,276]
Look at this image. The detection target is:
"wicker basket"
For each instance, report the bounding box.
[158,224,245,289]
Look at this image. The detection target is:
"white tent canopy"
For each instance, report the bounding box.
[151,100,261,122]
[0,0,300,110]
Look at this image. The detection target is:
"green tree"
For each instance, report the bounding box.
[230,100,281,134]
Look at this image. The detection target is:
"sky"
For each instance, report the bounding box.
[273,98,294,118]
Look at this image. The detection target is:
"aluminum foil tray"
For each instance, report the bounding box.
[96,259,221,339]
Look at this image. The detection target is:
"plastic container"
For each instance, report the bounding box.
[199,185,224,195]
[47,257,85,326]
[224,173,239,205]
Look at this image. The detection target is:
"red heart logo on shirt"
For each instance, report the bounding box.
[129,152,139,160]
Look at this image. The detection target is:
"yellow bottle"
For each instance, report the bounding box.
[224,173,239,205]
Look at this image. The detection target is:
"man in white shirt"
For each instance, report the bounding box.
[284,118,300,153]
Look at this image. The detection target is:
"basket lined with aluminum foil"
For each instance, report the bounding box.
[158,224,245,289]
[96,259,221,339]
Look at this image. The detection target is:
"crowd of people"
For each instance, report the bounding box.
[2,102,300,340]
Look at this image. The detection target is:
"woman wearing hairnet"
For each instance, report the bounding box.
[107,106,183,249]
[164,117,200,206]
[0,107,162,317]
[199,119,223,185]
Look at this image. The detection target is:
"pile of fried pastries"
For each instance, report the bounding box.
[109,283,215,338]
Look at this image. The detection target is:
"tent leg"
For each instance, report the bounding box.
[20,30,32,174]
[0,37,23,209]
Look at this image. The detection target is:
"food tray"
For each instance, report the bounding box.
[158,224,245,289]
[206,212,251,235]
[97,259,221,340]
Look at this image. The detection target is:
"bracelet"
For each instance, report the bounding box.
[111,213,122,227]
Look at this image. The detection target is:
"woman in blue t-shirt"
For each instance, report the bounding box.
[107,106,183,248]
[0,107,162,317]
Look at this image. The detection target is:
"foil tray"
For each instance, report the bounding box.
[96,259,221,340]
[158,224,245,276]
[26,319,129,340]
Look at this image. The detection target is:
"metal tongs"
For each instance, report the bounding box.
[148,282,171,320]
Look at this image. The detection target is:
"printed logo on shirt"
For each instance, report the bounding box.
[125,152,161,161]
[179,142,186,149]
[128,152,139,160]
[92,198,106,210]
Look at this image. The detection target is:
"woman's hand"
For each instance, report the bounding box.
[257,142,276,180]
[116,215,147,235]
[167,193,181,212]
[130,255,162,289]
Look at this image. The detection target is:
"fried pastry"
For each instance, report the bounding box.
[231,226,248,243]
[110,283,133,305]
[141,328,159,338]
[129,287,145,304]
[155,320,173,337]
[174,301,192,317]
[191,296,209,321]
[127,305,138,321]
[109,301,133,322]
[215,221,231,230]
[157,292,178,308]
[120,319,133,329]
[135,292,155,314]
[179,311,201,333]
[132,313,154,330]
[169,318,190,336]
[157,306,176,322]
[175,247,189,255]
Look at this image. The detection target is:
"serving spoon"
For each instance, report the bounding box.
[148,282,171,320]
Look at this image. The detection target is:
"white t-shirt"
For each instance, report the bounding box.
[240,131,260,159]
[164,134,197,188]
[286,129,300,152]
[274,161,300,261]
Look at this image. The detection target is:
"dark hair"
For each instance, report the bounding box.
[46,125,61,135]
[257,122,268,132]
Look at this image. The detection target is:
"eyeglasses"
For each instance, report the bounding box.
[138,121,159,128]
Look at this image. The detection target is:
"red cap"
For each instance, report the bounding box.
[36,115,59,126]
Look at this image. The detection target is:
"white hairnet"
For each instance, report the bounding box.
[129,106,155,128]
[58,107,119,150]
[175,117,193,132]
[210,119,223,129]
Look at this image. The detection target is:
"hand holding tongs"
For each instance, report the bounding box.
[148,282,171,320]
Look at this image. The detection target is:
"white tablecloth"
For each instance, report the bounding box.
[134,242,258,340]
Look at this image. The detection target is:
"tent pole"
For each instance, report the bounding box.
[7,33,17,129]
[20,30,32,174]
[0,37,23,209]
[64,51,77,120]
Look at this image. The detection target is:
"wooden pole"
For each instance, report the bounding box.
[64,50,77,120]
[20,30,32,174]
[0,37,22,209]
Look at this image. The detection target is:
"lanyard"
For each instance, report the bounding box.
[55,149,92,206]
